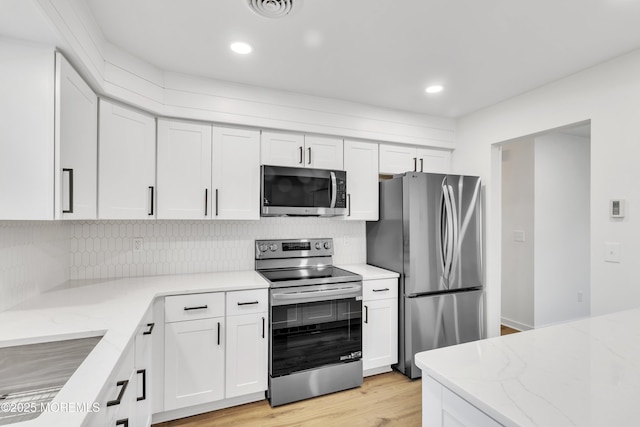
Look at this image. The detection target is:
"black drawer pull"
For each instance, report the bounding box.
[136,369,146,401]
[184,305,208,311]
[372,288,390,292]
[143,322,154,335]
[62,168,74,213]
[107,380,129,407]
[237,301,259,306]
[116,419,129,427]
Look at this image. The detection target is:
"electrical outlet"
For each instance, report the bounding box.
[133,238,144,252]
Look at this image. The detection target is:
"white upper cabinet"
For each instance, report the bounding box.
[344,140,379,221]
[304,135,344,169]
[379,143,451,175]
[0,41,55,220]
[212,126,260,220]
[157,119,212,219]
[261,131,344,169]
[99,99,156,219]
[417,148,451,174]
[260,131,305,167]
[55,53,98,220]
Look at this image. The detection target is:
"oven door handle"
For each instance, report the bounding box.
[272,285,361,303]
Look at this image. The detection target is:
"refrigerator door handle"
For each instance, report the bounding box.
[447,184,460,285]
[442,184,455,283]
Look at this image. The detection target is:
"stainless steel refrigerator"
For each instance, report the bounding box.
[366,172,484,379]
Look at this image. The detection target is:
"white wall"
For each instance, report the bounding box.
[501,140,535,330]
[454,48,640,337]
[534,133,590,327]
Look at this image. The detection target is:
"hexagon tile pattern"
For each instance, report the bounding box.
[67,218,366,281]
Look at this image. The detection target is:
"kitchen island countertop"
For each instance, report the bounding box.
[415,308,640,426]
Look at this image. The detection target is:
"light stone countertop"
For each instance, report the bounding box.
[0,264,395,427]
[415,308,640,427]
[338,264,399,280]
[0,271,268,427]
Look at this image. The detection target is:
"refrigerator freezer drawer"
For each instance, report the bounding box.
[404,289,484,379]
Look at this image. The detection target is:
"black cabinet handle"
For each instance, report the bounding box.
[205,189,208,216]
[115,419,129,427]
[420,158,424,172]
[262,317,265,339]
[148,186,154,216]
[308,147,311,165]
[217,322,221,345]
[143,322,154,335]
[237,301,259,306]
[413,157,417,172]
[215,189,219,216]
[347,194,351,217]
[372,288,390,292]
[184,305,208,311]
[364,305,368,324]
[299,146,303,164]
[62,168,74,213]
[136,369,146,401]
[107,380,129,407]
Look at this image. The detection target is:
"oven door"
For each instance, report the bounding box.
[261,165,347,216]
[270,282,362,378]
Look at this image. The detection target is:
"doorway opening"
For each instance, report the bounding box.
[498,121,591,331]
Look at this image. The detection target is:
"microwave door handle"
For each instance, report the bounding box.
[329,171,337,208]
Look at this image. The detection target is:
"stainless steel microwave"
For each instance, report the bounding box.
[261,165,347,217]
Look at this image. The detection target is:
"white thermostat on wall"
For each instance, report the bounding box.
[610,199,626,218]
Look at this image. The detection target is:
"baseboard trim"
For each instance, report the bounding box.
[152,391,266,424]
[501,317,533,331]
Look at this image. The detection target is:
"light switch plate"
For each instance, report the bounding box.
[604,242,621,263]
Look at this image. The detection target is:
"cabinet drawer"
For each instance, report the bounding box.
[226,289,268,316]
[165,293,225,322]
[363,278,398,301]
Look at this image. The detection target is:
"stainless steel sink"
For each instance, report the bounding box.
[0,336,102,425]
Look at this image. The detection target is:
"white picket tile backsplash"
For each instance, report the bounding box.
[0,219,366,310]
[0,221,69,311]
[67,218,366,280]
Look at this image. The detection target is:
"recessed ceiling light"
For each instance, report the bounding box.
[425,85,444,94]
[230,42,253,55]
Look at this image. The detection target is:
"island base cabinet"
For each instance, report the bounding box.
[164,318,225,411]
[423,376,503,427]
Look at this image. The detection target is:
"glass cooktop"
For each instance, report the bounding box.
[258,266,361,288]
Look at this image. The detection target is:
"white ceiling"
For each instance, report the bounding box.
[79,0,640,118]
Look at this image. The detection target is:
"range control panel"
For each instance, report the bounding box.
[255,238,333,259]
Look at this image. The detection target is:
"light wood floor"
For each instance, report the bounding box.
[500,325,520,335]
[153,371,421,427]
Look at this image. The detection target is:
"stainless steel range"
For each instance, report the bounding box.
[255,238,363,407]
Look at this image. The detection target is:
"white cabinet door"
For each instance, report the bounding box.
[157,119,212,219]
[54,53,97,220]
[102,343,136,427]
[363,298,398,373]
[212,126,260,220]
[225,312,268,398]
[0,41,54,220]
[344,140,378,220]
[417,148,451,174]
[164,317,225,410]
[379,144,418,175]
[99,99,156,219]
[305,135,344,169]
[134,309,154,427]
[261,131,305,167]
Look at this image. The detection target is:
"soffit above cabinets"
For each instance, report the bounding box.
[79,0,640,118]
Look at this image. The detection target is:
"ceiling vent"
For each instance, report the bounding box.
[247,0,301,19]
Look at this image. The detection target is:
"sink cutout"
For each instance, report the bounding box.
[0,335,102,425]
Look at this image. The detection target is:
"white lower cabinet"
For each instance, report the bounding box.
[97,343,136,427]
[423,376,502,427]
[163,289,268,413]
[362,278,398,376]
[134,309,154,427]
[225,290,268,398]
[164,314,225,410]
